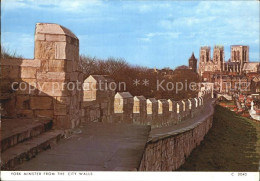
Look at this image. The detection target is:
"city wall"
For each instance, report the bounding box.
[139,98,214,170]
[82,75,212,128]
[1,23,213,130]
[1,23,215,171]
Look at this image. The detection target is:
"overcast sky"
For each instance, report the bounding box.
[1,0,259,68]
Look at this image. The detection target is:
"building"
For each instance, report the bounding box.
[188,52,197,72]
[198,45,259,77]
[198,45,225,75]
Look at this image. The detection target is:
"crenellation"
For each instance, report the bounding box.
[181,100,190,120]
[176,101,183,123]
[133,96,147,125]
[146,98,158,126]
[158,99,170,127]
[114,92,134,123]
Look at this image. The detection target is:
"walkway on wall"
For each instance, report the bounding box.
[16,122,151,171]
[15,99,215,171]
[149,99,215,142]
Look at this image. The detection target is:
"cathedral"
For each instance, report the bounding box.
[198,45,259,76]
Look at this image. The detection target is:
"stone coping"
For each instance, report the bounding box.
[147,99,216,143]
[36,23,78,40]
[1,59,41,67]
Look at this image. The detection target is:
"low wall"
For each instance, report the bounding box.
[139,99,215,171]
[82,74,213,129]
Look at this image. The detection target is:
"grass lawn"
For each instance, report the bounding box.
[178,105,260,171]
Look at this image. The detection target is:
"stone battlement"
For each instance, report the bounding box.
[1,23,215,171]
[1,23,213,131]
[82,74,212,128]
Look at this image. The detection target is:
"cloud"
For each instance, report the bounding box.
[139,37,151,42]
[1,0,259,66]
[160,16,217,29]
[122,1,172,13]
[2,0,104,13]
[146,32,180,38]
[139,32,180,43]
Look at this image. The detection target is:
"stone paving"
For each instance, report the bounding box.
[16,122,151,171]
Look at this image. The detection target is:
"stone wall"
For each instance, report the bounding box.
[81,73,213,129]
[1,23,83,130]
[81,75,115,123]
[138,99,215,171]
[1,59,41,118]
[1,23,214,131]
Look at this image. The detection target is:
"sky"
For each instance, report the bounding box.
[1,0,259,69]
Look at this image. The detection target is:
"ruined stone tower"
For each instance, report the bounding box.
[188,52,197,72]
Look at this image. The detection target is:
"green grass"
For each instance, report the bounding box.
[178,105,260,171]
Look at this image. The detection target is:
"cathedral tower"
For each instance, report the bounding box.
[213,45,224,72]
[231,45,249,73]
[189,52,197,73]
[198,46,211,76]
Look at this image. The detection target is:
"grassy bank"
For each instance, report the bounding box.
[178,105,260,171]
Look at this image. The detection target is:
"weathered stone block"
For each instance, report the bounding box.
[35,33,45,41]
[54,103,67,115]
[66,60,73,72]
[40,59,49,72]
[55,42,66,59]
[35,41,55,59]
[38,82,68,96]
[69,72,78,81]
[48,59,65,72]
[35,110,53,118]
[21,59,41,67]
[66,43,76,61]
[37,72,66,82]
[1,65,20,79]
[0,58,40,67]
[16,79,38,95]
[17,110,33,118]
[16,95,30,109]
[46,34,66,42]
[21,67,37,79]
[30,96,53,109]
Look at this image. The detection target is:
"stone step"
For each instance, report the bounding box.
[1,118,53,152]
[1,129,63,170]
